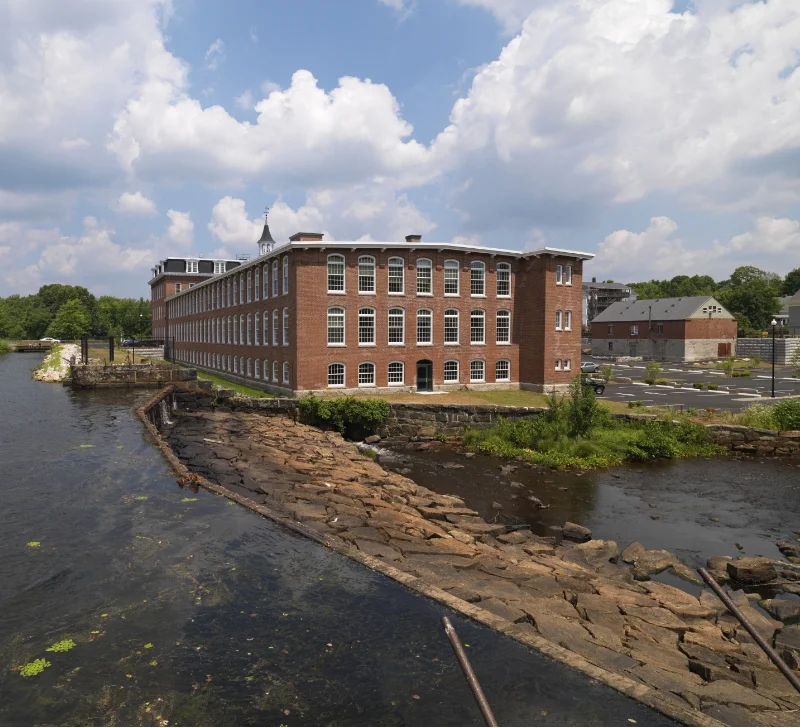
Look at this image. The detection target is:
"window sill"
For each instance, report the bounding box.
[444,380,460,385]
[388,342,405,346]
[416,292,433,297]
[358,384,377,388]
[444,293,460,297]
[358,343,377,347]
[444,341,459,346]
[388,291,405,296]
[327,343,347,348]
[327,290,346,295]
[358,291,376,296]
[470,294,487,298]
[497,294,512,299]
[496,341,512,346]
[470,342,486,346]
[416,342,433,346]
[470,379,486,384]
[328,384,346,389]
[496,379,510,383]
[388,382,405,387]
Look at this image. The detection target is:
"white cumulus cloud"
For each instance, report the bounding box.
[114,191,157,216]
[166,209,193,246]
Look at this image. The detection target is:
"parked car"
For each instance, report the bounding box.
[581,373,606,395]
[121,339,137,347]
[39,337,61,344]
[580,361,600,373]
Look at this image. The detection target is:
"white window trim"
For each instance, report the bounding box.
[327,254,346,295]
[470,310,486,345]
[415,258,433,297]
[469,360,486,383]
[387,257,405,296]
[357,255,376,295]
[387,361,405,386]
[444,260,460,297]
[496,263,512,298]
[564,264,573,286]
[358,307,376,347]
[496,360,511,382]
[416,309,433,346]
[443,360,460,384]
[328,362,346,388]
[496,310,511,345]
[357,362,377,388]
[387,308,405,346]
[564,359,572,371]
[555,359,562,371]
[444,309,460,346]
[555,264,563,285]
[282,361,290,384]
[327,306,346,348]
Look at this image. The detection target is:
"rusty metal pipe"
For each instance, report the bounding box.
[441,616,499,726]
[697,568,800,695]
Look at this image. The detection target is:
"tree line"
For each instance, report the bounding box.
[626,265,800,335]
[0,284,152,341]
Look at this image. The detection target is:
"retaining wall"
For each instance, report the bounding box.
[69,364,202,389]
[736,337,800,365]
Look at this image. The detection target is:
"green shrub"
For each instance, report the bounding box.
[687,407,699,415]
[600,365,615,382]
[772,399,800,431]
[735,402,778,430]
[645,361,663,379]
[298,395,390,440]
[654,378,670,385]
[692,382,705,389]
[707,383,719,390]
[643,378,655,385]
[628,400,644,408]
[752,355,761,367]
[731,370,751,377]
[0,340,12,354]
[720,356,736,375]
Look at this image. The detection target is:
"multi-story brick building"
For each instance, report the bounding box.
[154,221,593,394]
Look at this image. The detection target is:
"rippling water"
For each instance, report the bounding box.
[0,353,673,726]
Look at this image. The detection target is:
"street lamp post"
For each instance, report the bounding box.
[771,318,778,398]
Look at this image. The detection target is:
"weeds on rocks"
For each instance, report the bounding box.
[298,395,390,440]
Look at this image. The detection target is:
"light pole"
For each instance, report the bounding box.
[771,318,778,398]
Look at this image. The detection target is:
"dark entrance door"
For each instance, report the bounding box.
[416,360,433,392]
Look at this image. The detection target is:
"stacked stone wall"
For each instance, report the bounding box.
[69,364,200,389]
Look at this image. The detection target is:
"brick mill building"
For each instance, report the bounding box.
[152,216,593,395]
[590,296,737,362]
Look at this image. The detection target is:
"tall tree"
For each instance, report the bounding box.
[782,268,800,297]
[716,266,781,333]
[46,299,91,340]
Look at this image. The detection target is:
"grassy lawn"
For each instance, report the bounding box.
[87,347,154,365]
[196,371,277,398]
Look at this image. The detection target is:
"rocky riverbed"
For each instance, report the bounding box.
[163,404,800,726]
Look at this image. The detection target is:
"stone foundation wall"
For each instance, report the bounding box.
[705,424,800,456]
[736,338,800,365]
[69,364,200,389]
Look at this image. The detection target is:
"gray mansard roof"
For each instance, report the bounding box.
[592,296,732,323]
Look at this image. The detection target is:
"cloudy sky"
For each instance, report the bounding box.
[1,0,799,298]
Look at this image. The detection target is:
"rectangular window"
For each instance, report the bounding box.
[263,312,269,346]
[327,255,345,293]
[282,308,289,345]
[388,257,404,294]
[470,262,485,296]
[247,272,252,303]
[358,308,375,345]
[555,310,562,331]
[564,265,572,285]
[564,359,571,371]
[416,309,432,344]
[496,360,510,381]
[565,310,572,331]
[272,360,278,382]
[263,265,269,298]
[328,308,345,345]
[283,361,289,384]
[556,264,563,284]
[254,313,260,345]
[470,360,485,382]
[272,311,279,345]
[187,260,198,273]
[496,263,511,297]
[175,283,182,293]
[631,325,639,336]
[656,323,664,335]
[496,310,510,344]
[272,262,278,297]
[444,360,459,382]
[444,260,459,296]
[416,259,432,295]
[470,310,485,344]
[388,362,404,385]
[214,261,225,274]
[358,256,375,294]
[444,309,459,344]
[555,359,562,370]
[388,308,404,344]
[607,325,614,335]
[247,314,252,345]
[282,257,289,295]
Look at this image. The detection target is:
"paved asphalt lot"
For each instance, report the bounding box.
[582,357,800,412]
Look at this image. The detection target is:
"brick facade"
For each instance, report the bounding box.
[157,237,591,394]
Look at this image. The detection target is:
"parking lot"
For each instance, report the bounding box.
[582,357,800,412]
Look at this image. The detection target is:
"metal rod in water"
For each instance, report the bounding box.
[441,616,499,726]
[697,568,800,695]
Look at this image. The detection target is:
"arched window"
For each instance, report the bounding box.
[416,258,432,295]
[272,360,279,381]
[470,309,485,344]
[358,362,376,387]
[282,308,289,345]
[247,313,252,345]
[417,309,432,344]
[227,354,231,372]
[282,256,289,294]
[496,263,511,297]
[327,254,345,293]
[247,358,252,377]
[388,361,404,385]
[444,360,459,383]
[272,310,279,345]
[470,261,485,296]
[388,308,404,345]
[470,360,485,382]
[388,257,404,294]
[263,311,269,345]
[444,308,459,344]
[555,310,562,331]
[496,310,511,344]
[233,356,238,374]
[239,314,244,345]
[328,363,345,388]
[496,360,510,382]
[247,271,252,303]
[283,361,290,384]
[272,260,278,297]
[263,359,269,379]
[358,307,375,345]
[255,358,260,379]
[328,307,345,345]
[358,256,376,294]
[444,260,460,296]
[254,313,260,345]
[233,314,238,345]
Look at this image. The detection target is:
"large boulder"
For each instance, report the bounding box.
[562,521,592,542]
[620,542,645,563]
[561,539,619,570]
[760,599,800,624]
[726,556,777,585]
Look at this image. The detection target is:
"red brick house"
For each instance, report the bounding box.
[154,221,593,394]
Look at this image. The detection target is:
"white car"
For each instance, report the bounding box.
[580,361,600,373]
[39,337,61,344]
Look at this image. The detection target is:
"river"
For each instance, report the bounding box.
[0,352,674,726]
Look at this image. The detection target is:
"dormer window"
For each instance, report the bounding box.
[187,260,199,274]
[214,261,225,274]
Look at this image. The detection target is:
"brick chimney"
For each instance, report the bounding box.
[289,232,324,242]
[405,234,422,243]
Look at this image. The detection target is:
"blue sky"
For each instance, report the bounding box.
[1,0,799,298]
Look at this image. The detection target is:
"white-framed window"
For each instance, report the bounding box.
[470,360,485,382]
[246,314,252,345]
[227,316,232,344]
[444,260,460,296]
[227,354,232,372]
[247,271,252,302]
[226,280,230,306]
[327,254,345,293]
[358,307,375,345]
[263,359,269,379]
[263,265,269,298]
[263,311,269,345]
[496,360,510,382]
[187,260,198,273]
[254,268,260,301]
[497,263,511,297]
[388,361,404,385]
[272,260,278,297]
[272,310,279,345]
[254,313,260,345]
[444,308,459,344]
[175,283,182,293]
[233,278,238,306]
[631,325,639,336]
[282,308,289,345]
[255,358,260,379]
[416,309,432,344]
[388,257,404,294]
[247,358,252,377]
[328,307,345,345]
[240,274,244,303]
[283,361,289,384]
[444,360,459,382]
[496,310,511,344]
[416,258,432,295]
[240,356,245,375]
[239,314,244,345]
[470,261,485,296]
[233,315,238,345]
[272,360,279,382]
[564,264,572,285]
[388,307,405,345]
[564,359,572,371]
[470,309,485,344]
[328,362,345,388]
[556,264,563,285]
[282,256,289,295]
[555,310,562,331]
[555,359,562,370]
[358,256,376,294]
[233,356,238,374]
[565,310,572,331]
[214,261,225,274]
[358,362,376,387]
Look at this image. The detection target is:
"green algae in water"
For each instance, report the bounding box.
[46,639,76,653]
[77,444,94,449]
[26,541,41,548]
[19,658,51,677]
[134,496,148,501]
[144,643,154,649]
[181,497,199,503]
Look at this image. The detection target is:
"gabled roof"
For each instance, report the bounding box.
[592,296,731,323]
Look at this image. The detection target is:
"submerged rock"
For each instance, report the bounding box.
[562,522,591,542]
